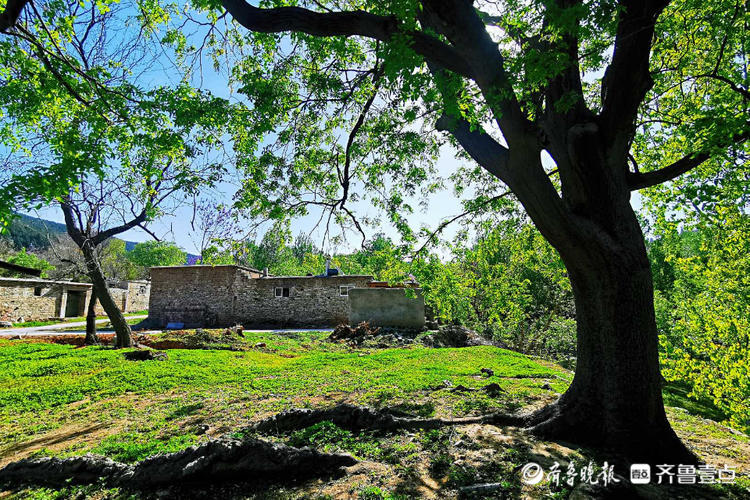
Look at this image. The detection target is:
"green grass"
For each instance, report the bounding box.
[0,330,747,499]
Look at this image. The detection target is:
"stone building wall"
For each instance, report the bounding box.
[126,281,151,312]
[147,265,373,328]
[233,274,373,327]
[1,277,150,324]
[0,278,89,322]
[148,265,261,327]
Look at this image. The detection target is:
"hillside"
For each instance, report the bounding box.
[1,213,199,264]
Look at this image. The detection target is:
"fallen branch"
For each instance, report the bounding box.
[0,437,356,489]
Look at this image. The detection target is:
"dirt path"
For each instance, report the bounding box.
[0,315,148,337]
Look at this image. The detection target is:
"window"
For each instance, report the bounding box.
[275,287,290,298]
[339,285,355,296]
[33,287,43,296]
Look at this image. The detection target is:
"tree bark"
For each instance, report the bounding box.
[80,243,132,348]
[84,283,99,345]
[517,136,696,464]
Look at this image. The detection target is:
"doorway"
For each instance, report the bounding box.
[65,291,84,317]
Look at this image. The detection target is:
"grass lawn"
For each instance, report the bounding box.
[0,331,747,499]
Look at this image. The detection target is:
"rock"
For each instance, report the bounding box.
[482,383,504,396]
[254,342,267,348]
[459,482,505,497]
[123,350,168,361]
[541,383,552,390]
[450,385,475,393]
[0,321,12,328]
[428,325,501,348]
[480,368,494,377]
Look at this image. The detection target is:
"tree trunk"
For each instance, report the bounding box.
[81,243,132,348]
[520,148,696,463]
[84,283,99,345]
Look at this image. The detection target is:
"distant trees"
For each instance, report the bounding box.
[0,248,53,278]
[127,242,187,271]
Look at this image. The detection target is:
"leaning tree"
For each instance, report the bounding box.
[0,0,233,346]
[202,0,746,463]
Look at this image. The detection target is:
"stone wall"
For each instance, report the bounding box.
[148,265,261,327]
[1,277,150,323]
[147,265,373,328]
[0,278,89,322]
[233,275,373,327]
[348,288,425,328]
[126,281,151,312]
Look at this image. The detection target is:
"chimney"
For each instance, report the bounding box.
[325,258,331,275]
[262,267,269,277]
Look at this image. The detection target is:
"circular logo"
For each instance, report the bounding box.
[521,462,545,485]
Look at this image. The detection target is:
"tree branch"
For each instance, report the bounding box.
[419,0,529,146]
[91,208,148,246]
[0,0,30,32]
[628,131,750,190]
[600,0,670,149]
[435,114,509,181]
[220,0,474,79]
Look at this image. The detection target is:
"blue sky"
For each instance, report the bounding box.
[15,3,643,256]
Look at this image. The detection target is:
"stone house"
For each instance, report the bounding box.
[0,277,150,323]
[147,264,426,329]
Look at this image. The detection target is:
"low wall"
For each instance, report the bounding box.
[348,288,425,329]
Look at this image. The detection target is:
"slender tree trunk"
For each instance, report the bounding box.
[84,283,99,345]
[81,243,132,348]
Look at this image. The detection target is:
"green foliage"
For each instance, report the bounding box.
[0,248,54,278]
[100,239,143,281]
[649,212,750,432]
[127,241,187,269]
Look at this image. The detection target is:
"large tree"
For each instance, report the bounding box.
[205,0,747,464]
[2,0,747,463]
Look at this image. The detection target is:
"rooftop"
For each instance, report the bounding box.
[0,276,92,287]
[150,264,263,274]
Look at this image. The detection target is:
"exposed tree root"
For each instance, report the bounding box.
[0,437,356,489]
[521,398,699,465]
[247,403,526,435]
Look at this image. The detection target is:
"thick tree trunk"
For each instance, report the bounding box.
[81,243,132,348]
[520,152,695,463]
[84,283,99,345]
